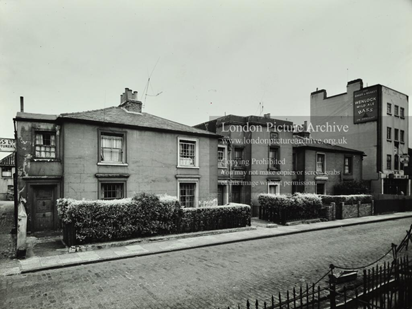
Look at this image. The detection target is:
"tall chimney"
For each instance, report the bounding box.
[20,96,24,112]
[119,88,142,113]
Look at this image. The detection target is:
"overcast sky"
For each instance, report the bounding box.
[1,0,411,159]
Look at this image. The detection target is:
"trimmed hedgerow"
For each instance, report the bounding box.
[57,194,251,244]
[178,204,251,233]
[321,194,372,205]
[258,193,323,223]
[57,193,180,244]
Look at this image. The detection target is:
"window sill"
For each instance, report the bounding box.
[387,140,392,142]
[177,165,199,169]
[400,117,405,119]
[395,115,399,118]
[97,162,128,166]
[387,113,392,116]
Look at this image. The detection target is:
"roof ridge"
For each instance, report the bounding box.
[143,112,212,134]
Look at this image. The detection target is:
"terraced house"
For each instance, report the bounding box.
[14,89,219,232]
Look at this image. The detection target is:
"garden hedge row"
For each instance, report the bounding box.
[57,194,251,244]
[258,193,323,223]
[321,194,372,205]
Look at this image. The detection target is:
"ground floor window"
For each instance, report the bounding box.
[179,182,196,207]
[100,182,125,200]
[268,181,280,195]
[316,183,325,195]
[1,166,12,177]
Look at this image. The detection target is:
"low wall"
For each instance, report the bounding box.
[322,202,373,220]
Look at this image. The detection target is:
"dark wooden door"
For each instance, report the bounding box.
[218,185,224,205]
[232,185,241,203]
[34,186,55,231]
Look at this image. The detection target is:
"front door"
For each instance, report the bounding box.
[232,185,242,203]
[33,186,55,231]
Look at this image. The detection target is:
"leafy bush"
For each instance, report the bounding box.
[178,204,251,233]
[321,194,372,205]
[258,193,322,223]
[57,194,250,244]
[333,180,370,195]
[57,193,180,243]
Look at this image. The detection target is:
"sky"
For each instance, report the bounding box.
[1,0,411,159]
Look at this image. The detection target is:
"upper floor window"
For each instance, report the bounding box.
[387,103,392,115]
[1,167,12,178]
[316,153,325,174]
[35,132,56,158]
[178,138,198,167]
[394,129,399,141]
[218,146,227,168]
[394,105,399,117]
[387,127,392,140]
[269,147,280,170]
[394,155,399,170]
[400,107,405,119]
[100,133,125,163]
[234,148,244,168]
[344,156,352,175]
[400,130,405,143]
[387,154,392,170]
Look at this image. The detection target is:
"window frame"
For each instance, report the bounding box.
[33,130,57,160]
[98,179,127,200]
[233,147,245,169]
[344,156,353,175]
[394,105,399,117]
[217,145,228,168]
[316,182,326,195]
[267,181,280,195]
[387,103,392,115]
[387,154,392,170]
[177,137,199,168]
[316,153,326,174]
[98,129,127,166]
[177,179,199,207]
[268,146,281,171]
[1,166,12,178]
[394,128,399,141]
[400,130,405,143]
[394,154,399,170]
[387,127,392,141]
[400,107,405,119]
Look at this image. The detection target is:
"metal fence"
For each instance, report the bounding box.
[221,225,412,309]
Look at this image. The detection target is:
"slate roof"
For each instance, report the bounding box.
[59,106,218,137]
[293,136,365,155]
[0,153,15,166]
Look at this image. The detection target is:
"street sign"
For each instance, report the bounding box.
[0,138,15,152]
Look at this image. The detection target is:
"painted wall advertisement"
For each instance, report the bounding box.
[353,86,379,124]
[0,138,16,152]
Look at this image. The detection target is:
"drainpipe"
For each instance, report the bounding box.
[13,117,18,233]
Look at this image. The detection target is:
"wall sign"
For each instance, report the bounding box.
[0,138,16,152]
[353,86,379,124]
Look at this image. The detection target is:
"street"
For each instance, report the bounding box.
[1,217,410,309]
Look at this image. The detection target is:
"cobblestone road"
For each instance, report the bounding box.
[1,218,411,309]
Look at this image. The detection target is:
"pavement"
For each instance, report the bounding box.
[1,204,411,276]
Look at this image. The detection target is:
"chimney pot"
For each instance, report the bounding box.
[20,96,24,112]
[119,88,142,113]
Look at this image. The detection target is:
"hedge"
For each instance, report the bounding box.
[321,194,372,205]
[57,193,180,244]
[57,194,251,244]
[258,193,322,223]
[178,204,251,233]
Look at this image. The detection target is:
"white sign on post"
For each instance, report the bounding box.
[0,138,16,152]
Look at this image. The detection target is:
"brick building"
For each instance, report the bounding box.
[195,114,295,215]
[292,134,364,194]
[310,79,410,195]
[14,89,219,232]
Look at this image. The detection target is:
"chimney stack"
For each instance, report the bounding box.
[119,88,142,113]
[264,113,271,119]
[20,96,24,112]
